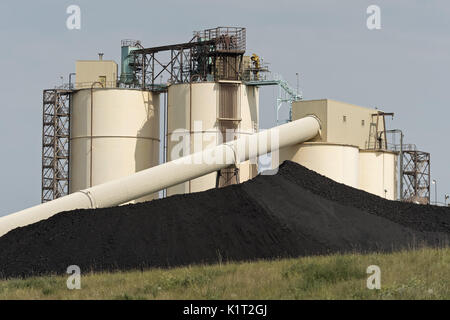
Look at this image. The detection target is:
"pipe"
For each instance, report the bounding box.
[189,80,192,193]
[164,90,169,198]
[68,73,76,89]
[89,82,104,188]
[0,116,320,237]
[386,129,403,201]
[163,91,167,198]
[187,75,200,193]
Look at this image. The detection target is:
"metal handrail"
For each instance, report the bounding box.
[56,81,118,90]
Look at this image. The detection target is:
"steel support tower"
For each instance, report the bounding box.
[402,149,430,204]
[41,89,71,203]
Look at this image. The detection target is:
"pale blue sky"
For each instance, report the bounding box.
[0,0,449,215]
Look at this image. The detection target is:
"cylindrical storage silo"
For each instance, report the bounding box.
[280,142,360,188]
[359,150,398,200]
[69,88,160,202]
[166,82,259,196]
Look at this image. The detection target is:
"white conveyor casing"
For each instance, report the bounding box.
[0,115,320,237]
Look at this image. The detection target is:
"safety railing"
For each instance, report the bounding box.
[55,81,118,90]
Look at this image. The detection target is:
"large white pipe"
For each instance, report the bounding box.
[0,116,320,237]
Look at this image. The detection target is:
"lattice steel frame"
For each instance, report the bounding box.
[124,27,246,90]
[41,89,71,203]
[402,150,430,204]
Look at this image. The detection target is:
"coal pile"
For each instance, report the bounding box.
[0,161,449,279]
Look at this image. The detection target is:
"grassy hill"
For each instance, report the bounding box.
[0,247,448,300]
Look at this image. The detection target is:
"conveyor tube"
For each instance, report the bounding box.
[0,115,320,237]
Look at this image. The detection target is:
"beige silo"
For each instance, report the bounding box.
[280,142,360,188]
[359,150,398,200]
[166,82,259,195]
[69,88,160,202]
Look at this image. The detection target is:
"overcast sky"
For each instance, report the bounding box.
[0,0,448,216]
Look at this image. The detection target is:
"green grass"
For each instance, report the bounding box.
[0,247,449,300]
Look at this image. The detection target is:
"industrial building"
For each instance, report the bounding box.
[282,99,398,200]
[0,26,432,237]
